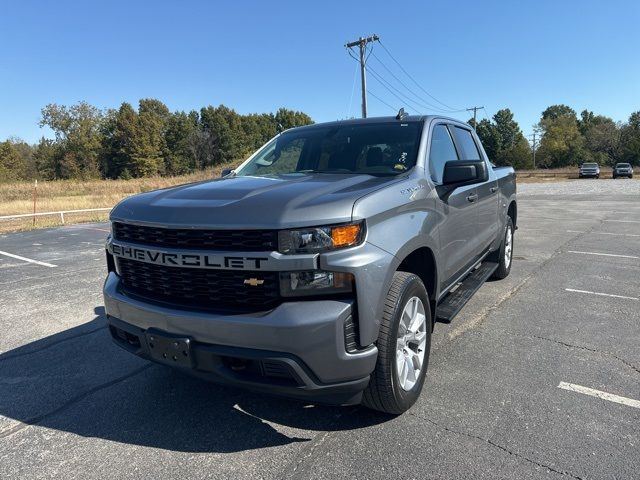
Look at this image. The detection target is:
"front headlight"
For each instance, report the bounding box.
[280,271,354,297]
[278,222,365,254]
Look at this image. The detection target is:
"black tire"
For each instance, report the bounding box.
[596,174,600,179]
[362,272,432,415]
[491,216,514,280]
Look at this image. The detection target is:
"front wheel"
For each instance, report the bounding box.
[491,216,514,280]
[362,272,431,415]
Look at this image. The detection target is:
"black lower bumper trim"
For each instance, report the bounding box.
[108,316,369,406]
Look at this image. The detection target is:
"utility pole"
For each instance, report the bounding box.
[345,34,379,118]
[466,106,484,128]
[527,132,540,169]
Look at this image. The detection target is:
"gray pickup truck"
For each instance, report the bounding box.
[104,114,517,414]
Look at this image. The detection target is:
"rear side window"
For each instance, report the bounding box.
[429,125,459,183]
[451,127,481,160]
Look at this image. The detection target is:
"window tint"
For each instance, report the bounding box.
[244,138,306,175]
[452,127,481,160]
[235,122,423,177]
[429,125,458,183]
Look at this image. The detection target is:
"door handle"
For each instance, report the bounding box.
[466,193,478,203]
[490,186,498,193]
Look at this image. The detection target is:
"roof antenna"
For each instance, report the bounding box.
[396,107,408,120]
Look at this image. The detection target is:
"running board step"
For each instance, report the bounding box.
[436,261,498,323]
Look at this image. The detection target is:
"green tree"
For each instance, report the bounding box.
[274,108,314,131]
[583,116,620,166]
[620,111,640,166]
[164,111,198,175]
[39,101,103,179]
[473,118,501,162]
[537,115,585,167]
[200,105,245,165]
[0,140,26,181]
[101,103,139,178]
[493,109,520,150]
[541,104,576,121]
[471,109,532,168]
[130,98,169,176]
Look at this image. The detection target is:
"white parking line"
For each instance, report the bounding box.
[566,230,640,237]
[558,382,640,410]
[605,219,640,224]
[568,250,640,259]
[0,250,57,268]
[565,288,638,301]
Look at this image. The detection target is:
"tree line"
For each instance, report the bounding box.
[0,100,313,182]
[2,100,640,182]
[471,105,640,169]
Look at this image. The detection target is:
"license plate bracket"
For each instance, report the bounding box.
[145,329,194,368]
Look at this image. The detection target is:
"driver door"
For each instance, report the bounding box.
[429,124,479,287]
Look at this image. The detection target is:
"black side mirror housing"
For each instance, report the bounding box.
[220,168,234,178]
[442,160,488,187]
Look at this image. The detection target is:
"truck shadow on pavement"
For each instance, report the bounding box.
[0,307,389,452]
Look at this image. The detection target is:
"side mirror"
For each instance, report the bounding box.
[220,168,234,178]
[442,160,488,187]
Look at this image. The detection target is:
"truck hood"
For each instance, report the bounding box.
[110,173,401,229]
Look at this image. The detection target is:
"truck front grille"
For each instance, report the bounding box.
[113,222,278,251]
[117,258,281,311]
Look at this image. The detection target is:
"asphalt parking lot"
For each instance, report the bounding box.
[1,179,639,479]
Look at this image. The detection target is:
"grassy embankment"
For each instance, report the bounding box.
[0,162,237,233]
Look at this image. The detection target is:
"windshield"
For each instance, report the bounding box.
[582,163,598,168]
[235,122,422,177]
[616,163,631,168]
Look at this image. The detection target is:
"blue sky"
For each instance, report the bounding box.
[1,0,639,143]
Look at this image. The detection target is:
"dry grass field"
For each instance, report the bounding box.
[0,165,635,233]
[0,162,237,233]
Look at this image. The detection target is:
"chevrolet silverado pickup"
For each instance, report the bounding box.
[104,113,517,414]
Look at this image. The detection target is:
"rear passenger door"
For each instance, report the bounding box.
[450,126,499,253]
[429,124,479,287]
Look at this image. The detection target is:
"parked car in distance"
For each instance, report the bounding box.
[613,162,634,179]
[579,162,600,178]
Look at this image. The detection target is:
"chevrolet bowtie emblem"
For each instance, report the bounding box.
[243,278,265,287]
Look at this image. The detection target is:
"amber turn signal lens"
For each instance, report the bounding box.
[331,224,361,247]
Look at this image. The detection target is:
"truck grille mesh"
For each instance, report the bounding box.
[113,222,278,251]
[117,258,281,311]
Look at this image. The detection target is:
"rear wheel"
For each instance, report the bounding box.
[362,272,431,415]
[491,216,514,280]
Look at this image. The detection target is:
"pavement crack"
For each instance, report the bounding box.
[0,364,152,439]
[280,410,349,480]
[409,412,585,480]
[532,334,640,376]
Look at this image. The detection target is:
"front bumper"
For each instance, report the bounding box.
[103,273,378,405]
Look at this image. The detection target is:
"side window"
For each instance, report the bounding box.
[429,124,459,184]
[451,126,481,160]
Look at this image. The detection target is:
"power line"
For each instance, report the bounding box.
[377,39,462,112]
[366,66,426,114]
[369,51,464,113]
[366,90,397,112]
[346,61,359,118]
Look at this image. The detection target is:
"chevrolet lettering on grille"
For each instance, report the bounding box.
[109,242,269,270]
